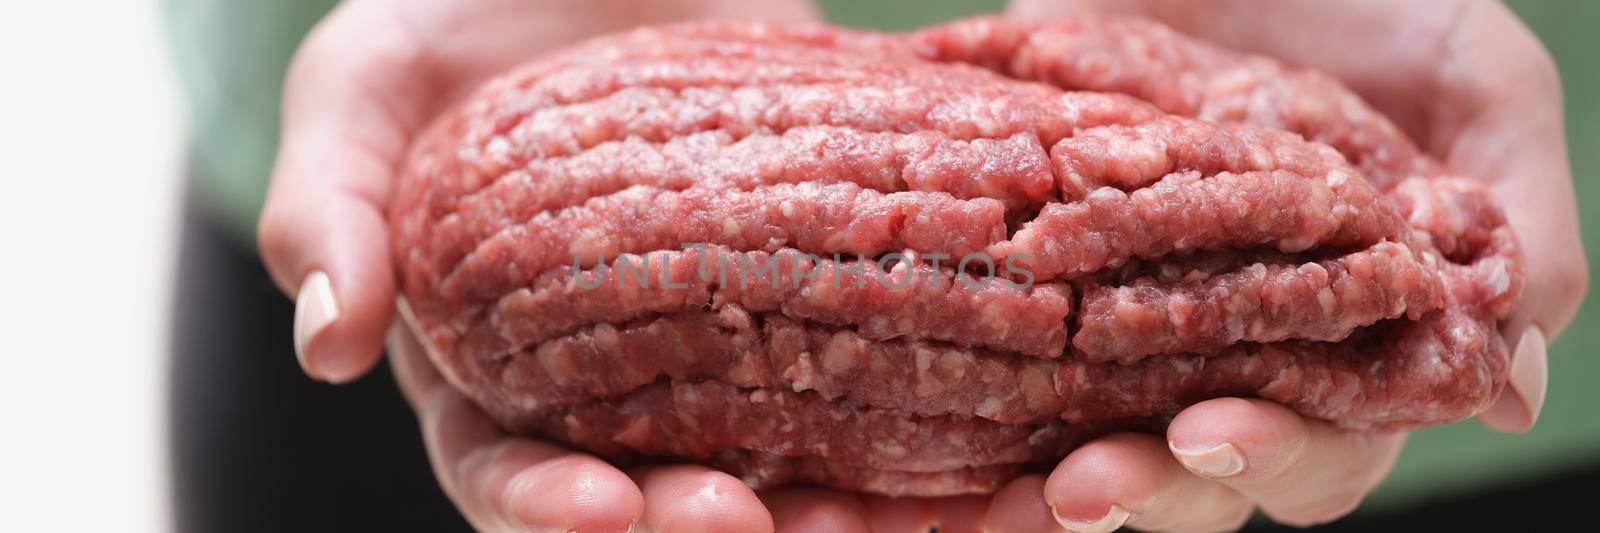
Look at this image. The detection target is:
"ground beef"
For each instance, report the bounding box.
[465,305,1499,431]
[1050,116,1348,200]
[524,379,1123,473]
[910,15,1446,190]
[989,169,1409,280]
[438,182,1008,305]
[1072,242,1445,363]
[390,15,1524,496]
[481,246,1072,359]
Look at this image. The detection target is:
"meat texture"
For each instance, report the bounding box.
[390,16,1524,496]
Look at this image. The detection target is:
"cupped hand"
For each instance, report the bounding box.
[256,1,867,531]
[262,0,1584,530]
[1002,0,1586,530]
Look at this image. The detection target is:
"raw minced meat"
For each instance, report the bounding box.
[390,15,1524,496]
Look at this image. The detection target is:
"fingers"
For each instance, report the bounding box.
[629,465,773,533]
[261,176,396,384]
[385,318,447,409]
[1166,398,1404,527]
[389,323,643,532]
[457,444,644,532]
[761,488,870,533]
[983,475,1064,533]
[258,0,437,382]
[1045,433,1252,533]
[855,494,989,533]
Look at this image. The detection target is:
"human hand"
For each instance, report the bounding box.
[256,1,910,531]
[262,0,1584,529]
[997,0,1585,530]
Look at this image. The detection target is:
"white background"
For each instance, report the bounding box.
[0,1,178,531]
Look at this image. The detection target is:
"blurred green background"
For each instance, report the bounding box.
[168,0,1597,514]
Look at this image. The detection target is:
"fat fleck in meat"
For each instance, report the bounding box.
[390,16,1526,496]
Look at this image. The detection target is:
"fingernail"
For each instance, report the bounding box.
[1510,326,1548,423]
[294,270,341,380]
[1170,441,1245,478]
[1480,326,1550,432]
[1051,504,1130,533]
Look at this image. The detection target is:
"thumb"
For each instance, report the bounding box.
[258,0,432,382]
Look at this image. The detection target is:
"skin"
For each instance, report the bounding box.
[259,0,1585,530]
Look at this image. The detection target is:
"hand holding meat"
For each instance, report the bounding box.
[260,0,1584,531]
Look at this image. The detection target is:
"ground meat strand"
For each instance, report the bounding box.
[1067,306,1507,430]
[435,183,1006,308]
[991,169,1407,280]
[1050,116,1347,200]
[517,379,1126,473]
[1073,241,1446,363]
[479,247,1071,359]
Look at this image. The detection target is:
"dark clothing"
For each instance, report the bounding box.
[168,195,470,532]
